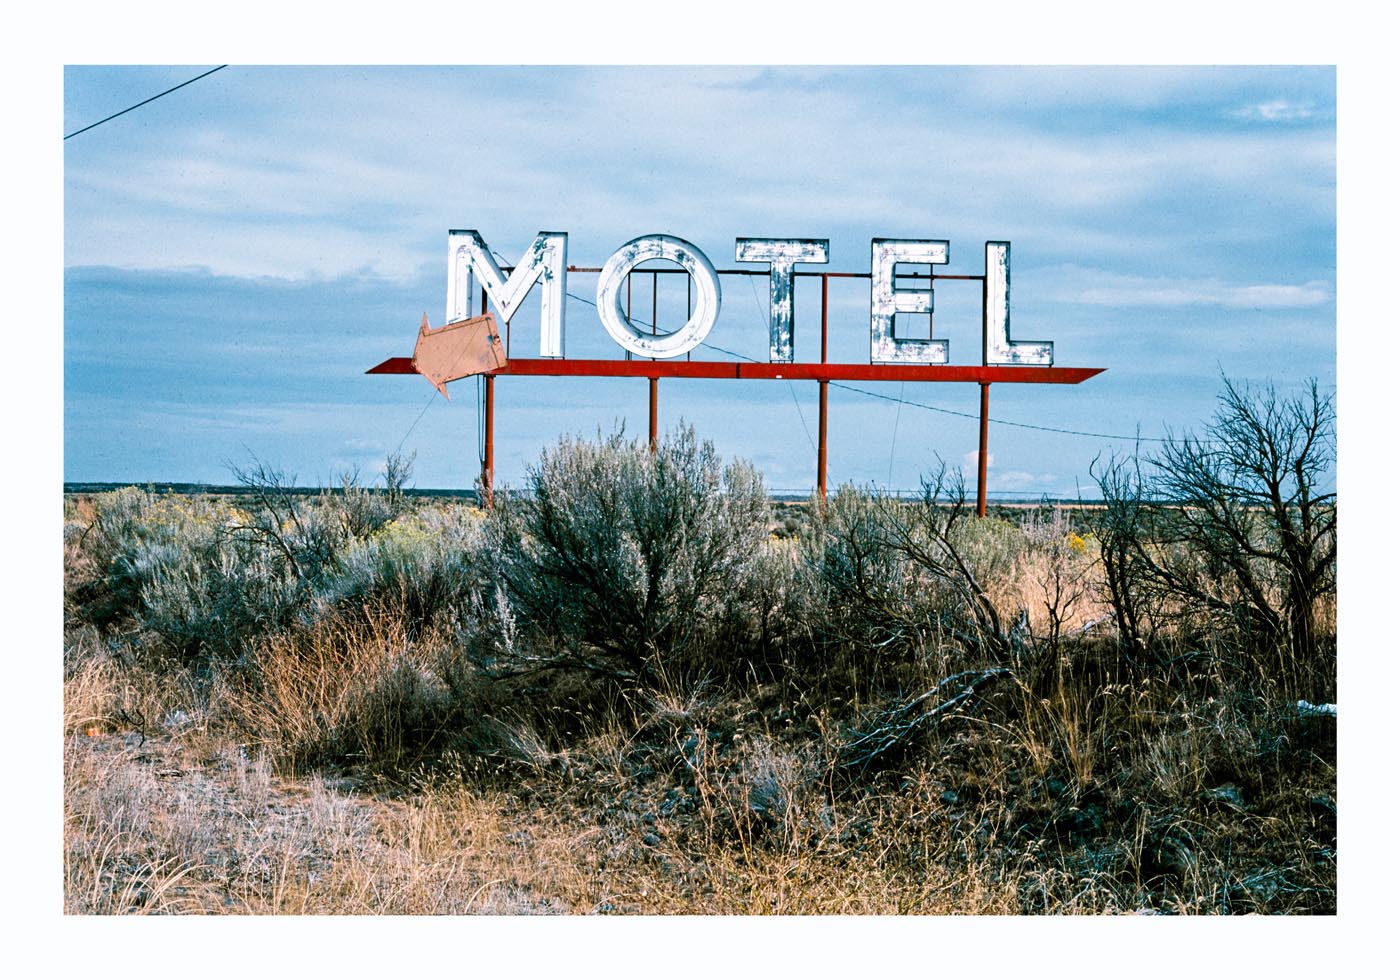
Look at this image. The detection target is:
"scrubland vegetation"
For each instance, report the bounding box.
[63,379,1335,914]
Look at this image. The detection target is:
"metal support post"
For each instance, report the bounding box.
[977,382,990,518]
[821,274,829,364]
[818,274,830,509]
[480,287,493,507]
[818,380,829,505]
[649,377,658,452]
[650,272,659,451]
[483,375,495,509]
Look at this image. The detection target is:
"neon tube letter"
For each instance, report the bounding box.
[983,241,1052,366]
[735,238,829,362]
[596,235,722,359]
[447,230,568,357]
[870,239,949,364]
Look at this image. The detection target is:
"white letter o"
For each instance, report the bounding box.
[596,235,721,358]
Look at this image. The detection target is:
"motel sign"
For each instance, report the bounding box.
[369,230,1104,512]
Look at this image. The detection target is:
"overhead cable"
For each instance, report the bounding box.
[65,65,228,140]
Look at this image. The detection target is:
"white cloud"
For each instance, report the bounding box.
[962,449,993,472]
[1229,100,1319,123]
[1043,268,1333,310]
[1225,283,1334,308]
[992,471,1063,492]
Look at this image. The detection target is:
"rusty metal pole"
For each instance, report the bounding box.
[818,274,829,509]
[649,378,658,451]
[483,375,495,509]
[821,273,829,364]
[818,381,829,506]
[479,286,494,509]
[977,382,990,518]
[976,266,990,518]
[649,271,659,452]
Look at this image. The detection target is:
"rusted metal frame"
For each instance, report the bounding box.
[368,355,1101,385]
[375,361,1104,383]
[818,381,829,508]
[794,271,984,281]
[648,378,659,452]
[374,264,1080,512]
[366,356,1100,385]
[928,264,936,339]
[821,274,830,365]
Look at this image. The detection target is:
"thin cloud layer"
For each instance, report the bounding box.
[1043,268,1333,309]
[1229,99,1325,123]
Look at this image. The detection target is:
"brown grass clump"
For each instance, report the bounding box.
[229,609,450,777]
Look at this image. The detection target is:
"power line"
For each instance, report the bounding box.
[693,336,1170,443]
[744,274,817,454]
[830,379,1170,443]
[64,65,228,140]
[395,389,438,456]
[888,381,906,483]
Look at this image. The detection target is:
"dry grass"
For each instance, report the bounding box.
[228,610,444,775]
[62,665,1334,915]
[61,724,1030,915]
[61,491,1335,916]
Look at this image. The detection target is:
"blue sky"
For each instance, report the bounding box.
[63,65,1336,496]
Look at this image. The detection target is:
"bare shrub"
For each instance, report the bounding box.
[489,425,770,686]
[803,468,1031,697]
[1092,377,1336,695]
[1015,508,1096,645]
[1089,451,1164,659]
[331,451,416,540]
[806,485,924,670]
[880,468,1028,663]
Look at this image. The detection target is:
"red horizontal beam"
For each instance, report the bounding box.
[367,356,1103,385]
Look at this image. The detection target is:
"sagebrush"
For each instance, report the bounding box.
[63,404,1336,914]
